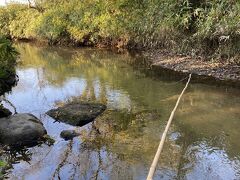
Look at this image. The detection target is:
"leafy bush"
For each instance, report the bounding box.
[0,0,239,60]
[34,8,68,42]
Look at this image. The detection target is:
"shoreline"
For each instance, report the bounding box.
[143,51,240,88]
[13,40,240,88]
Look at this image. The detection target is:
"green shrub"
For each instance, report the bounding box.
[0,0,239,60]
[34,7,68,42]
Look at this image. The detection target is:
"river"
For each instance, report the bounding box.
[1,43,240,179]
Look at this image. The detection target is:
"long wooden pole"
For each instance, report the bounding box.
[146,74,192,180]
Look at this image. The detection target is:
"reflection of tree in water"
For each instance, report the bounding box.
[77,121,137,179]
[80,78,97,102]
[16,43,182,110]
[174,88,240,158]
[175,130,196,179]
[52,140,73,179]
[12,43,240,179]
[79,109,182,174]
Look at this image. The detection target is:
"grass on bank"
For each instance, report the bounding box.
[0,0,239,62]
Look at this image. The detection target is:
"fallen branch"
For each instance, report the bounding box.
[1,97,17,114]
[146,74,192,180]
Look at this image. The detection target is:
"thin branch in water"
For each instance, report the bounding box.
[1,97,17,114]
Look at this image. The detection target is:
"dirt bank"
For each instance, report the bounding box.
[143,51,240,88]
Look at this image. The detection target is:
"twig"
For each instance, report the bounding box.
[146,74,192,180]
[1,97,17,114]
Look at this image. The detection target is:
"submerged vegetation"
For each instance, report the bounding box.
[0,0,239,61]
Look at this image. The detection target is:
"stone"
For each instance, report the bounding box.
[60,130,80,140]
[0,113,47,147]
[47,102,106,126]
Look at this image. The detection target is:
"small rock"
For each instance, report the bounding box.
[60,130,80,140]
[0,113,47,147]
[47,102,106,126]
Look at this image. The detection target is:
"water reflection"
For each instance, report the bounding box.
[1,43,240,179]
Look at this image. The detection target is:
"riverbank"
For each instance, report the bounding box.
[142,50,240,88]
[1,1,239,90]
[1,1,239,63]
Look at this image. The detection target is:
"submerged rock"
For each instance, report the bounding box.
[60,130,80,140]
[0,105,12,118]
[46,102,106,126]
[0,113,47,147]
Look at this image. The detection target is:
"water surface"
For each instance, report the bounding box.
[1,43,240,180]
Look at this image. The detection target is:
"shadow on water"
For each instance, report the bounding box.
[0,42,239,179]
[0,75,18,96]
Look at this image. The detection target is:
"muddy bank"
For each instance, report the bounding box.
[142,51,240,88]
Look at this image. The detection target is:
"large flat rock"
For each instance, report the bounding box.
[0,113,47,147]
[46,102,106,126]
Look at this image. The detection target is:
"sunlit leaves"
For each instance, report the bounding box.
[0,0,239,59]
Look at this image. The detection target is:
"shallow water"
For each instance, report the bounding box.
[1,43,240,180]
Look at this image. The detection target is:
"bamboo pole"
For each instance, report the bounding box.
[146,74,192,180]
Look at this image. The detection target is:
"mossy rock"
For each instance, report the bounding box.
[60,130,80,140]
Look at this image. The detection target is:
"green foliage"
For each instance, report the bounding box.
[0,37,18,78]
[0,160,7,178]
[0,161,6,167]
[34,8,68,41]
[0,0,239,60]
[9,9,39,39]
[193,1,240,58]
[0,4,26,37]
